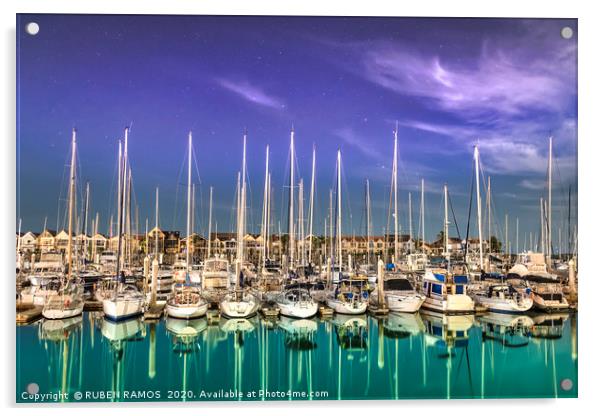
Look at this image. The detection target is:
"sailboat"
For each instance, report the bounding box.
[275,282,318,319]
[43,129,85,320]
[166,132,209,319]
[326,150,369,315]
[220,131,260,318]
[421,161,477,315]
[102,127,146,321]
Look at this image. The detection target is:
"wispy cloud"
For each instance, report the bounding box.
[357,40,575,119]
[333,127,382,160]
[519,179,547,190]
[216,78,285,110]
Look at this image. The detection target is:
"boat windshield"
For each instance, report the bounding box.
[384,278,414,291]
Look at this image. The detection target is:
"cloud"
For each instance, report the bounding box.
[357,40,575,119]
[519,179,547,190]
[333,127,382,160]
[216,78,285,110]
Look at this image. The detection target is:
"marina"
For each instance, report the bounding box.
[15,14,579,403]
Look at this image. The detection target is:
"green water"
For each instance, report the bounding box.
[16,311,577,402]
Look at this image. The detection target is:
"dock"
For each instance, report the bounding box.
[261,306,280,318]
[84,300,103,311]
[475,305,489,314]
[207,310,221,325]
[368,305,389,316]
[319,306,334,317]
[144,303,165,320]
[16,303,42,325]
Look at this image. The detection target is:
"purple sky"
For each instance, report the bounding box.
[16,15,577,250]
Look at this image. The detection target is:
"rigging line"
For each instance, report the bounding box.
[447,190,462,240]
[464,160,475,262]
[191,144,205,233]
[172,149,187,230]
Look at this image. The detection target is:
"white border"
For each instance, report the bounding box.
[2,1,600,415]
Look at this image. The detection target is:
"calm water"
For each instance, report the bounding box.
[16,311,577,402]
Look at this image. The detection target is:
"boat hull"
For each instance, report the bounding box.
[166,302,208,319]
[421,294,475,315]
[532,296,570,312]
[326,298,368,315]
[220,293,259,318]
[277,301,318,319]
[473,295,533,314]
[371,291,426,313]
[102,298,145,321]
[42,304,84,320]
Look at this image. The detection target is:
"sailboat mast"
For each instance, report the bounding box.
[393,124,399,262]
[308,144,316,264]
[329,189,333,262]
[487,176,491,254]
[207,186,213,258]
[474,145,484,270]
[408,192,413,255]
[515,217,518,256]
[366,180,372,263]
[66,128,77,280]
[267,173,271,260]
[119,127,129,272]
[115,137,125,280]
[298,179,305,265]
[237,131,247,264]
[547,136,553,261]
[83,181,90,262]
[336,150,343,269]
[186,132,192,271]
[261,145,270,269]
[540,198,545,255]
[443,184,449,258]
[421,178,425,253]
[288,128,295,266]
[155,187,159,259]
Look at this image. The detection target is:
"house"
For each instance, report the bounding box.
[91,233,108,254]
[147,227,165,254]
[180,233,207,261]
[19,231,39,252]
[37,229,57,253]
[163,231,181,264]
[54,230,73,253]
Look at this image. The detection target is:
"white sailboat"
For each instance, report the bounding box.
[220,131,259,318]
[275,283,318,319]
[326,149,369,315]
[166,132,208,319]
[43,128,85,320]
[103,127,145,321]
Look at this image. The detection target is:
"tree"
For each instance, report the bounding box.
[489,236,502,253]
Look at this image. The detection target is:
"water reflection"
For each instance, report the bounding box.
[17,311,578,402]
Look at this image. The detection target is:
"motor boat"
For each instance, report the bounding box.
[371,275,425,313]
[508,252,558,280]
[531,283,570,312]
[421,268,475,314]
[202,256,232,304]
[471,283,533,313]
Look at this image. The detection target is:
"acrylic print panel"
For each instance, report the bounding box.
[15,14,578,402]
